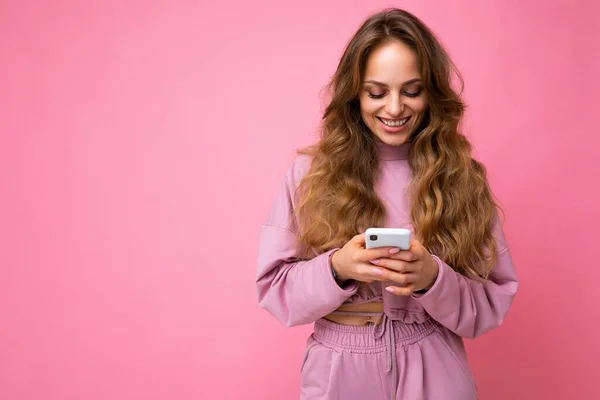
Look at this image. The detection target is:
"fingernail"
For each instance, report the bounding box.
[370,259,380,264]
[372,268,383,275]
[385,286,395,293]
[389,248,400,254]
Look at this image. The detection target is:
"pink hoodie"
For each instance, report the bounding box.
[256,142,518,338]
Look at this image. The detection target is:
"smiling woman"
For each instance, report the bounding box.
[359,41,428,146]
[256,7,518,400]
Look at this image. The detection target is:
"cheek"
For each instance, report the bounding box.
[359,97,379,117]
[408,97,428,114]
[416,95,429,113]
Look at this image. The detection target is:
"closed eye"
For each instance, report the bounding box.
[367,90,423,99]
[404,90,423,98]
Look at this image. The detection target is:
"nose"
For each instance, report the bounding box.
[385,93,404,117]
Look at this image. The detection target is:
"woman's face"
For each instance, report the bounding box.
[359,40,428,146]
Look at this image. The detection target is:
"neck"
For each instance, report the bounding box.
[376,140,411,161]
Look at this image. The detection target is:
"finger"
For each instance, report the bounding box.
[355,264,390,282]
[388,242,427,261]
[352,232,366,245]
[384,283,416,296]
[356,264,415,284]
[410,240,426,258]
[370,257,416,273]
[363,266,417,285]
[357,246,403,262]
[385,271,416,285]
[387,249,418,262]
[410,238,423,249]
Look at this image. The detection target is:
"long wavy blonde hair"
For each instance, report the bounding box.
[295,8,500,279]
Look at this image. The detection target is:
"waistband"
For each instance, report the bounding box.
[314,314,438,400]
[314,315,437,354]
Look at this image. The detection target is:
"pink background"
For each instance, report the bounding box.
[1,0,599,399]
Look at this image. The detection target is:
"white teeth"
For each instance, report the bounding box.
[380,118,408,127]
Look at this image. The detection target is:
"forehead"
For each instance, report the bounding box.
[363,40,420,84]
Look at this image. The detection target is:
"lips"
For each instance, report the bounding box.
[378,116,410,122]
[377,116,411,127]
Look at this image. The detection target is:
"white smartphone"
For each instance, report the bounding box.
[365,228,412,250]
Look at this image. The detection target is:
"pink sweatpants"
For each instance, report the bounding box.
[300,317,478,400]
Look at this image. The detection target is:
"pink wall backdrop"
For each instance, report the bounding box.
[1,0,599,399]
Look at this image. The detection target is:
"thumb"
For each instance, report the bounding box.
[352,232,366,245]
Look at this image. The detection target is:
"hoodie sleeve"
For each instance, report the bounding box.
[412,217,519,339]
[256,156,359,327]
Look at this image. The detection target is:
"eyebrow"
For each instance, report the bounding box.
[363,78,422,87]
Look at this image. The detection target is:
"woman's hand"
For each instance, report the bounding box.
[331,233,409,284]
[370,239,439,295]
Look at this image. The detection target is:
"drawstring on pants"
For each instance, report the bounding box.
[329,311,398,399]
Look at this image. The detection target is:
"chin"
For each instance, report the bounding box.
[379,132,410,145]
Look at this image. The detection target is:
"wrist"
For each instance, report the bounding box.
[423,255,440,290]
[415,255,439,294]
[330,251,349,283]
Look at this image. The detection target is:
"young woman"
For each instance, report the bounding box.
[256,8,518,400]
